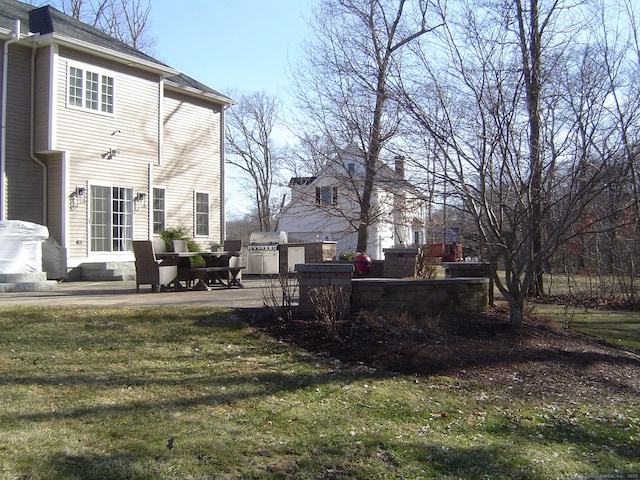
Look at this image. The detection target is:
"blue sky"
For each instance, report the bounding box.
[149,0,314,102]
[148,1,315,217]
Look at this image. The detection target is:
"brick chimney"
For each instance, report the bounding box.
[394,155,405,178]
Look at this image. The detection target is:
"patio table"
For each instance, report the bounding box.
[156,251,244,290]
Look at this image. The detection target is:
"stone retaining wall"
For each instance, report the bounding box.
[351,277,488,316]
[443,262,494,305]
[296,263,354,316]
[382,248,418,278]
[296,263,489,318]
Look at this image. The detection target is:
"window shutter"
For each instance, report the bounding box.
[316,187,321,205]
[332,186,338,206]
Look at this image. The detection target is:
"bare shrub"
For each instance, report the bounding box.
[262,273,299,322]
[308,286,349,339]
[355,309,440,336]
[416,247,438,279]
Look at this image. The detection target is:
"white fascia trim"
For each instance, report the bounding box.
[164,80,235,107]
[30,33,178,77]
[61,150,70,250]
[48,43,57,150]
[158,79,164,166]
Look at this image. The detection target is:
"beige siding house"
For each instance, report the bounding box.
[0,0,233,278]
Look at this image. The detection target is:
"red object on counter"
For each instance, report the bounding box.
[354,253,372,274]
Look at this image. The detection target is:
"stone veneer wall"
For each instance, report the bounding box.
[382,248,418,278]
[296,263,489,319]
[442,262,494,305]
[296,263,354,316]
[351,277,489,316]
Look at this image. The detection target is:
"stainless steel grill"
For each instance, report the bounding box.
[246,231,288,274]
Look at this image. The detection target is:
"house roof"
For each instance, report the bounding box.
[0,0,233,106]
[165,73,235,106]
[287,145,426,199]
[280,145,427,218]
[288,176,317,186]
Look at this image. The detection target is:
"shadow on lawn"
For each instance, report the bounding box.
[38,419,640,480]
[34,445,528,479]
[41,452,152,480]
[3,367,381,425]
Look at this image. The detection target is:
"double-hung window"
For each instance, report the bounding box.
[68,64,114,114]
[90,185,133,252]
[152,187,166,235]
[194,191,210,236]
[315,186,338,207]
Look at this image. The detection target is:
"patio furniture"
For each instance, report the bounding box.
[212,239,243,287]
[206,242,243,288]
[132,240,178,293]
[156,250,245,290]
[153,239,167,254]
[172,239,195,288]
[199,253,245,289]
[223,239,242,251]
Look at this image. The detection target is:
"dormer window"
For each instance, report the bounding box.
[347,163,355,173]
[68,65,114,114]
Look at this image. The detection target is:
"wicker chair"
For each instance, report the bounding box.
[132,240,178,292]
[153,239,167,254]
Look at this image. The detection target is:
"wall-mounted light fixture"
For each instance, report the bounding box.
[69,185,86,210]
[101,148,120,160]
[133,191,146,212]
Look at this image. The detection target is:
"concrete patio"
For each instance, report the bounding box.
[0,277,273,308]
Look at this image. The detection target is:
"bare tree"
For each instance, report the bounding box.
[399,0,639,326]
[39,0,155,52]
[225,91,283,232]
[292,0,440,253]
[281,133,335,178]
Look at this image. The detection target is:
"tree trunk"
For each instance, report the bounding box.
[517,0,544,298]
[508,296,525,328]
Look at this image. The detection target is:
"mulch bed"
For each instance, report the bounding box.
[240,304,640,405]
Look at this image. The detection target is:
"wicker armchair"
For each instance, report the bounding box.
[132,240,178,292]
[153,239,167,254]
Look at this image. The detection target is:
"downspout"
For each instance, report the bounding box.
[220,105,226,241]
[0,20,21,221]
[30,37,47,224]
[147,162,153,239]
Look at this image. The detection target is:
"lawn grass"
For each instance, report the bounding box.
[1,306,639,479]
[528,302,640,353]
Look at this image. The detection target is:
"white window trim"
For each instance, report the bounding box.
[316,185,338,207]
[152,186,167,236]
[193,190,210,238]
[66,61,116,116]
[88,182,134,253]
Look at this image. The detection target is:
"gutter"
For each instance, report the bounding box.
[0,20,21,221]
[30,36,47,224]
[163,79,235,107]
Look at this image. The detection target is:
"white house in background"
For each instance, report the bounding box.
[277,145,428,260]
